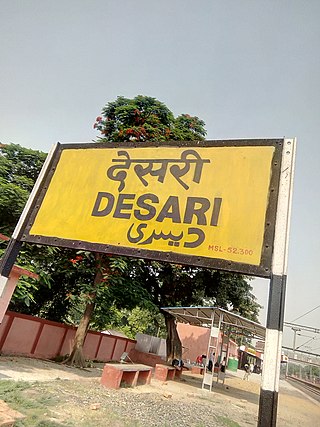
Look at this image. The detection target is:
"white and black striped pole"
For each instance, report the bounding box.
[258,138,296,426]
[0,143,59,300]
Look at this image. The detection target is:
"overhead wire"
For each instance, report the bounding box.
[291,304,320,323]
[296,336,315,350]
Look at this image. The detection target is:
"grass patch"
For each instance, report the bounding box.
[216,415,241,427]
[0,380,65,426]
[0,380,137,427]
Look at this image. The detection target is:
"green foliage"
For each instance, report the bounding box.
[0,178,29,235]
[7,246,96,321]
[34,252,154,330]
[10,275,39,307]
[0,143,46,188]
[0,145,47,306]
[310,365,320,377]
[94,95,206,142]
[198,270,260,322]
[0,143,49,308]
[287,363,320,381]
[171,114,206,141]
[125,259,260,322]
[102,306,166,339]
[92,256,157,330]
[0,143,46,235]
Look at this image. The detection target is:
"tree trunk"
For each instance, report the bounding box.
[164,312,182,363]
[65,299,95,367]
[64,254,104,367]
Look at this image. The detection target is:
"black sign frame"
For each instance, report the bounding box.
[20,139,284,278]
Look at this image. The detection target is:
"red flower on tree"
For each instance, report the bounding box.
[69,255,83,264]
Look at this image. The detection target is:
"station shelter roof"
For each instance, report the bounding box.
[161,306,265,341]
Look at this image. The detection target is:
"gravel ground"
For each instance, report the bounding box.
[0,356,319,426]
[29,377,256,427]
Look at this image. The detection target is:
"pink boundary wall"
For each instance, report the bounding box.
[0,311,136,362]
[128,348,165,367]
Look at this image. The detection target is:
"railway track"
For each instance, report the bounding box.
[287,375,320,402]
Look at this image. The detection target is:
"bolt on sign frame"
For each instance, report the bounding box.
[0,138,296,426]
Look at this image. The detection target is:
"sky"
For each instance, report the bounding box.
[1,0,319,353]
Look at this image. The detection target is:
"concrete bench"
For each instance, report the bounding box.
[154,364,185,381]
[101,363,152,389]
[174,366,184,378]
[154,364,177,381]
[191,366,204,375]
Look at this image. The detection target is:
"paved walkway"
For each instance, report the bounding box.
[180,368,320,425]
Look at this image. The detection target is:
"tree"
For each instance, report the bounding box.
[91,95,208,362]
[93,95,206,142]
[102,306,166,340]
[63,253,155,365]
[0,143,46,235]
[0,143,49,306]
[92,96,260,362]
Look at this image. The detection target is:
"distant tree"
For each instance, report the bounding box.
[171,114,207,141]
[93,95,206,142]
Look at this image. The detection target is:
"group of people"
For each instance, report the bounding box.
[195,353,260,381]
[195,353,262,381]
[196,353,226,374]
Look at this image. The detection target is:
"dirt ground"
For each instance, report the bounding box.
[0,356,319,426]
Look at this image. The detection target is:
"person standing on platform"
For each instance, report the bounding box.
[207,351,215,372]
[243,363,251,380]
[220,357,226,374]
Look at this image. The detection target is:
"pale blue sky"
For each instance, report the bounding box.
[1,1,319,352]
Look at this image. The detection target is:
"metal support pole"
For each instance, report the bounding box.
[225,326,231,360]
[258,274,286,426]
[292,327,300,358]
[257,138,296,427]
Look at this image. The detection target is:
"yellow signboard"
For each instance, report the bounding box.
[25,141,280,275]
